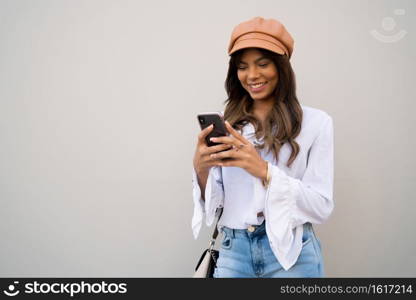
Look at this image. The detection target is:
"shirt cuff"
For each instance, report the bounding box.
[262,164,300,271]
[191,166,224,239]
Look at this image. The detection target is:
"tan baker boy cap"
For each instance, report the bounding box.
[228,16,294,58]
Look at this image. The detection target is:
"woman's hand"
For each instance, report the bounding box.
[193,124,234,175]
[209,121,268,181]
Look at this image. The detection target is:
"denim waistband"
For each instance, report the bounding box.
[221,221,313,238]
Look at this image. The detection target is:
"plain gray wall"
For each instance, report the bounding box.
[0,0,415,277]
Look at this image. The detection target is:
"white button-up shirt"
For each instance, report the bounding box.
[191,105,334,271]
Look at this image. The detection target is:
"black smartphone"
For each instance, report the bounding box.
[197,112,229,146]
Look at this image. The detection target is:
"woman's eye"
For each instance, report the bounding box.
[237,63,268,70]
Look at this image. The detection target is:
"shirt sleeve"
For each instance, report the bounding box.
[261,115,334,270]
[191,166,224,240]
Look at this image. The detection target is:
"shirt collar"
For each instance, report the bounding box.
[241,122,264,146]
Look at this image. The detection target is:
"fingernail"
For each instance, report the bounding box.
[210,137,216,141]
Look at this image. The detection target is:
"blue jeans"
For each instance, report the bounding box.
[213,221,325,278]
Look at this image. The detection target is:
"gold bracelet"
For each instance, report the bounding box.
[262,161,271,188]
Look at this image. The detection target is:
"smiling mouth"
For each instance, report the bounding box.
[248,82,267,88]
[248,81,268,92]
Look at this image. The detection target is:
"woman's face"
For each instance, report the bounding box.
[236,48,278,102]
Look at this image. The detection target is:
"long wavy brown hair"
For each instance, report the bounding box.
[223,48,303,168]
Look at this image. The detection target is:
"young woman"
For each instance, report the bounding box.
[192,17,334,278]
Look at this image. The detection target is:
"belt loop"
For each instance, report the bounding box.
[223,227,235,238]
[309,222,315,234]
[305,222,312,233]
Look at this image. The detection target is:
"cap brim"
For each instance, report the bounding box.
[229,39,287,57]
[228,32,290,57]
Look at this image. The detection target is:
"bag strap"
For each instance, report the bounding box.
[209,208,223,250]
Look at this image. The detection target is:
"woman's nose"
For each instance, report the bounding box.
[247,67,260,80]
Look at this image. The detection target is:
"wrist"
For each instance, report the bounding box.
[195,166,210,177]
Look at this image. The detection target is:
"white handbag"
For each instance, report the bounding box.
[193,209,223,278]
